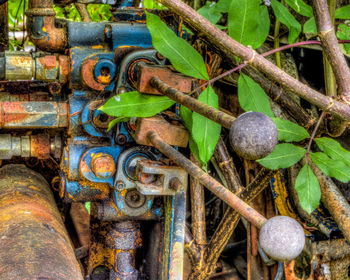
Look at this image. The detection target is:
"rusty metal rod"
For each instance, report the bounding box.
[190,154,207,247]
[148,130,267,228]
[150,76,235,129]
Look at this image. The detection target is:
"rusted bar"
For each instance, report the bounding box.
[308,160,350,242]
[0,101,68,128]
[147,130,267,228]
[150,76,235,129]
[190,154,207,247]
[0,164,83,279]
[189,168,274,280]
[214,138,244,192]
[0,1,8,52]
[70,202,91,251]
[75,3,92,22]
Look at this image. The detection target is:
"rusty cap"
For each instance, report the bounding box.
[91,154,116,179]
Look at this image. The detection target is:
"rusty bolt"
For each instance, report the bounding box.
[259,216,305,261]
[91,154,116,179]
[125,189,146,209]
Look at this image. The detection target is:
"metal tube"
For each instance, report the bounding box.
[150,77,235,129]
[0,101,68,128]
[0,164,83,280]
[147,130,267,228]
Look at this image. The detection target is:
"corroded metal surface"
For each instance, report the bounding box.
[0,164,83,280]
[106,221,142,280]
[189,154,207,247]
[132,115,189,148]
[0,101,68,128]
[26,0,68,52]
[137,64,193,95]
[309,161,350,242]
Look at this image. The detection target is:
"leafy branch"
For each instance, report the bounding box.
[101,1,350,214]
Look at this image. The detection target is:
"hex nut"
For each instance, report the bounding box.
[229,112,278,160]
[259,216,305,261]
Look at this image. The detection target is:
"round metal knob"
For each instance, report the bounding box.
[229,111,278,160]
[259,216,305,261]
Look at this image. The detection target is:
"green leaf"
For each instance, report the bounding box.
[257,143,306,169]
[107,117,130,131]
[271,0,302,44]
[100,91,175,117]
[337,24,350,54]
[197,2,222,25]
[294,164,321,214]
[315,137,350,167]
[272,118,310,142]
[180,105,192,131]
[303,17,317,35]
[215,0,231,13]
[255,5,271,50]
[180,105,203,166]
[238,73,274,117]
[310,152,350,183]
[228,0,266,49]
[335,4,350,19]
[284,0,313,17]
[146,12,209,80]
[192,86,221,165]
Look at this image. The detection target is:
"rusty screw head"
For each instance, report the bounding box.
[125,189,146,209]
[259,216,305,261]
[229,111,278,160]
[116,134,127,145]
[91,154,116,179]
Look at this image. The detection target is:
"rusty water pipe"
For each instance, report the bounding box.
[26,0,68,52]
[0,165,83,279]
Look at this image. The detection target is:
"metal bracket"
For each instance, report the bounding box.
[135,159,187,196]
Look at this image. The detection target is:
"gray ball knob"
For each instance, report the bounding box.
[259,216,305,261]
[229,111,278,160]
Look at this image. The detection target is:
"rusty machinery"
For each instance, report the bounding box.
[0,0,308,279]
